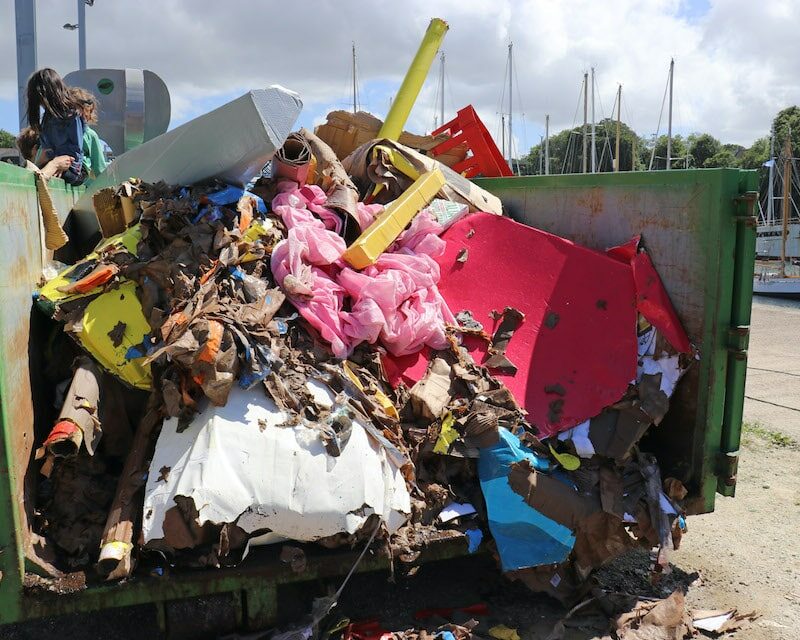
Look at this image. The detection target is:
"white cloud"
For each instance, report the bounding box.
[2,0,797,147]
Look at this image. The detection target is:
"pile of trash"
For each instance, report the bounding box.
[28,107,697,606]
[15,19,709,618]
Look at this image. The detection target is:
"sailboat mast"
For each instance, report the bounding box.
[508,42,513,174]
[582,72,588,173]
[439,51,445,127]
[615,84,621,172]
[352,42,357,113]
[768,128,775,225]
[545,114,550,175]
[501,114,506,158]
[666,58,674,170]
[591,67,596,173]
[781,135,792,277]
[539,136,543,174]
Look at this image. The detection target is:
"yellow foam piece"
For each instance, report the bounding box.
[78,280,152,390]
[240,219,275,263]
[343,169,446,270]
[549,444,581,471]
[433,412,459,455]
[39,224,142,306]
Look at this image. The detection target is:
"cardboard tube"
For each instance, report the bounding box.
[34,172,69,250]
[44,357,102,457]
[97,393,162,579]
[378,18,448,141]
[273,132,312,184]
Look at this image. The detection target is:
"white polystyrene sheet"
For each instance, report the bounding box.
[142,382,411,545]
[74,86,303,217]
[639,354,683,397]
[557,420,595,458]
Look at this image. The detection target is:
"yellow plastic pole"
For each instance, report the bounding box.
[378,18,449,141]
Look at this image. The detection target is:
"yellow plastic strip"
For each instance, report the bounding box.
[343,169,445,270]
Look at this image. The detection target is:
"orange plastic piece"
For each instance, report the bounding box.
[43,420,79,447]
[56,263,119,295]
[430,105,513,178]
[199,260,219,285]
[197,320,223,365]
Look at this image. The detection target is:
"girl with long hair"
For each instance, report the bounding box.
[26,68,87,185]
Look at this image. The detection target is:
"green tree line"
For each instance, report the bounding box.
[523,106,800,174]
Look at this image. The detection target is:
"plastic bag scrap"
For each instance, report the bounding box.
[270,180,456,358]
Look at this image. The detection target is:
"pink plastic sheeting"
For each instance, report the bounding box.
[270,182,456,358]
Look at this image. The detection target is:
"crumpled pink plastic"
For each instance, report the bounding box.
[270,183,455,358]
[352,202,384,231]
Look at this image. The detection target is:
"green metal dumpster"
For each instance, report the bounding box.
[0,162,757,631]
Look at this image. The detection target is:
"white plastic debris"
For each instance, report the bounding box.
[557,420,595,458]
[142,381,410,547]
[438,502,477,523]
[74,86,303,218]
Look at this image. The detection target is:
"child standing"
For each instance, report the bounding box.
[70,87,109,179]
[26,68,87,186]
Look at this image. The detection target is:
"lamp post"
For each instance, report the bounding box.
[63,0,94,70]
[15,0,37,129]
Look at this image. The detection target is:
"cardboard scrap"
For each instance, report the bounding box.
[615,590,692,640]
[344,138,502,216]
[314,109,468,167]
[43,357,102,457]
[409,356,455,421]
[484,307,525,375]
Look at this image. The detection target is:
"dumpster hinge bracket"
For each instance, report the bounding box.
[732,192,758,227]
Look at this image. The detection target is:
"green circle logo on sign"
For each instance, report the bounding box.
[97,78,114,95]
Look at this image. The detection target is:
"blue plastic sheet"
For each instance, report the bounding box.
[465,528,483,553]
[478,428,575,571]
[207,184,267,213]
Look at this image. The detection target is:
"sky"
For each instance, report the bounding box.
[3,0,799,156]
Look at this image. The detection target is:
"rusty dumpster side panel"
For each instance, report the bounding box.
[0,162,83,622]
